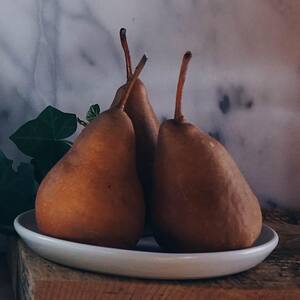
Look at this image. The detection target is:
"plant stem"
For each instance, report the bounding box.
[120,28,133,80]
[117,54,147,110]
[77,117,88,127]
[174,51,192,123]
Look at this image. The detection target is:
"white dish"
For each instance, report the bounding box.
[14,210,278,280]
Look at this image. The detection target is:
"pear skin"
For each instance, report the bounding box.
[152,52,262,252]
[36,56,147,249]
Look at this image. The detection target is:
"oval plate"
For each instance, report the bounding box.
[14,210,278,280]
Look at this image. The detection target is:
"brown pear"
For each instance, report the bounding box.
[152,52,262,252]
[36,55,147,249]
[111,29,160,219]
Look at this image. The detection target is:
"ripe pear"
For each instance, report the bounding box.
[111,29,159,220]
[152,52,262,252]
[36,55,147,249]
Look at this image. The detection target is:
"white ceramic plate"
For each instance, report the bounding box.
[14,210,278,280]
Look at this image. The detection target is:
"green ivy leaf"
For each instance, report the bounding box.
[10,106,77,158]
[0,151,15,182]
[86,104,100,123]
[0,151,37,226]
[31,142,71,183]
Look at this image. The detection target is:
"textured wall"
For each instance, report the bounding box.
[0,0,299,208]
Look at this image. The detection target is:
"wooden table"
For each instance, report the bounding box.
[8,209,300,300]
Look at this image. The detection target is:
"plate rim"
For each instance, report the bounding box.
[14,209,279,258]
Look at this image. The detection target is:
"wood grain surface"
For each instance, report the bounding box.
[8,209,300,300]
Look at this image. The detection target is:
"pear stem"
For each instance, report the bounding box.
[117,54,148,110]
[174,51,192,123]
[120,28,133,80]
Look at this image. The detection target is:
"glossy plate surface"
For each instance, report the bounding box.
[14,210,278,280]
